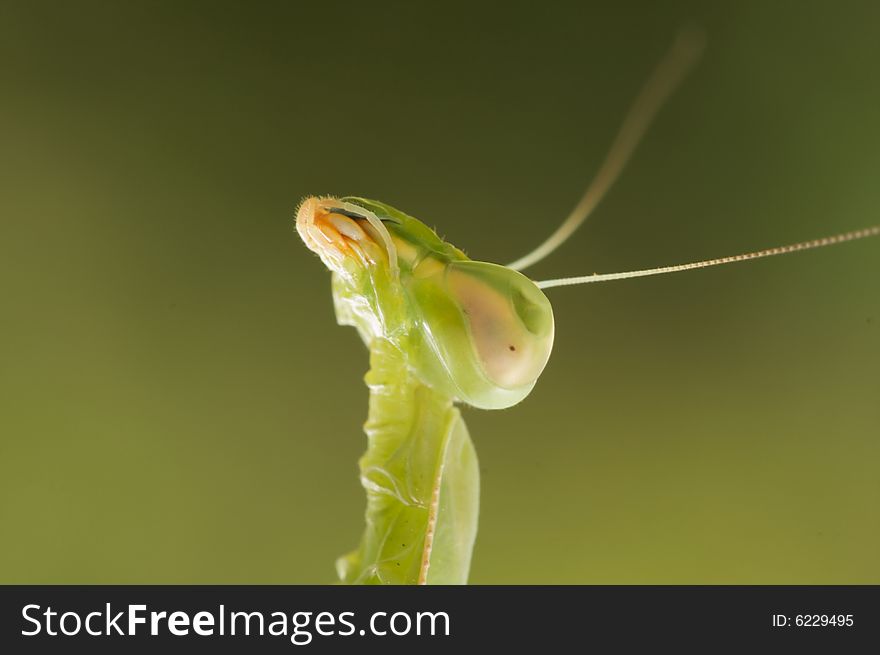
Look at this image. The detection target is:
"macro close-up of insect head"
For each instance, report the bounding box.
[1,1,878,587]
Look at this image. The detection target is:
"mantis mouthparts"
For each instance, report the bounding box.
[296,196,397,275]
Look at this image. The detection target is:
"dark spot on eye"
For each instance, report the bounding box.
[509,345,516,351]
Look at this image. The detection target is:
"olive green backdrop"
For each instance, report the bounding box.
[1,1,878,583]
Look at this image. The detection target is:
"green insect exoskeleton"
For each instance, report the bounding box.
[296,196,554,584]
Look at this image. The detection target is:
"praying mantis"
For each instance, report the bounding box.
[295,29,880,585]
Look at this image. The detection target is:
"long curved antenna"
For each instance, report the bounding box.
[535,225,880,289]
[507,25,706,272]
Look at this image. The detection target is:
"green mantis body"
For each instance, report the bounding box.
[297,197,554,584]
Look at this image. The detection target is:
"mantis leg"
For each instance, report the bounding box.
[336,337,479,585]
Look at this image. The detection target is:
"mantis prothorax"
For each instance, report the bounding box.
[296,28,879,585]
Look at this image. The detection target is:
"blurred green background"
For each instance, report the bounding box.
[1,0,878,584]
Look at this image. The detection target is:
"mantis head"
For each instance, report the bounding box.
[296,196,555,410]
[295,27,880,410]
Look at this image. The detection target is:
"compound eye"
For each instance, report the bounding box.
[446,261,554,391]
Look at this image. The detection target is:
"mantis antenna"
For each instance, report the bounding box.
[507,25,707,272]
[535,225,880,289]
